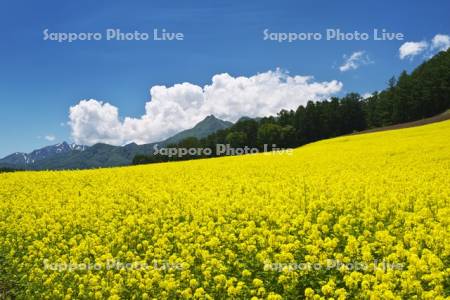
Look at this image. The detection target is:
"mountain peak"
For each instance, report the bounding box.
[194,115,232,129]
[0,142,88,166]
[196,115,219,126]
[162,115,233,145]
[196,114,230,127]
[204,114,217,120]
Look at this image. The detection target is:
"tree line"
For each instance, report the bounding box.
[0,167,23,173]
[133,49,450,165]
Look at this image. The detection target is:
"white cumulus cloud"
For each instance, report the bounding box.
[399,34,450,60]
[339,51,372,72]
[399,41,428,59]
[431,34,450,52]
[45,135,56,142]
[69,69,343,146]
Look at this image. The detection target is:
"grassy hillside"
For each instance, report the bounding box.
[0,121,449,299]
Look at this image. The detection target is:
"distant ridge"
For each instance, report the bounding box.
[0,115,233,170]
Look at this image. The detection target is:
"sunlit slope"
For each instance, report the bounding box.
[0,121,449,299]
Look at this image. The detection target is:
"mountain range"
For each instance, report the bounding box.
[0,115,233,170]
[0,142,88,166]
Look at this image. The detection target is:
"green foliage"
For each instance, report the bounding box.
[365,49,450,126]
[226,131,248,148]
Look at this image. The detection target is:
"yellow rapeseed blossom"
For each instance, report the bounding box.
[0,120,449,299]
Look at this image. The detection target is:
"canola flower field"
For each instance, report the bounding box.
[0,121,449,299]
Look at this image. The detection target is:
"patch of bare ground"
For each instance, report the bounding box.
[352,110,450,135]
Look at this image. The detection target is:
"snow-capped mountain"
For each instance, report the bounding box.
[0,115,232,170]
[0,142,88,166]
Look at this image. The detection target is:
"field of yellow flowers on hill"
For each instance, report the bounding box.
[1,121,449,299]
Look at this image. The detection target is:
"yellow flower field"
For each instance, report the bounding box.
[1,121,449,299]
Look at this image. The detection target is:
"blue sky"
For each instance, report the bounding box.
[0,0,449,157]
